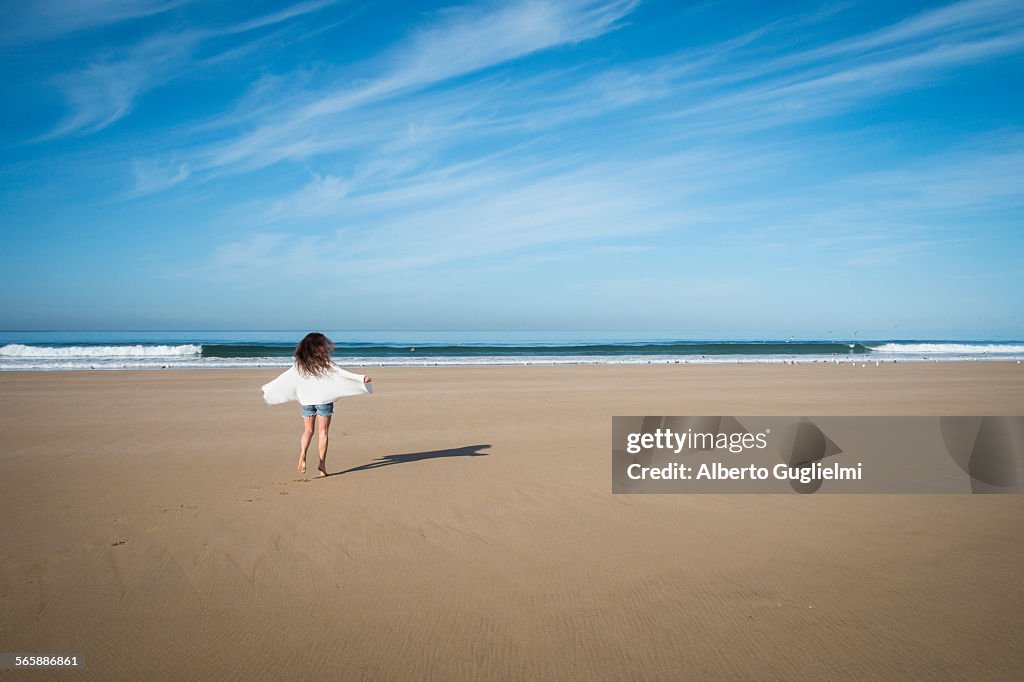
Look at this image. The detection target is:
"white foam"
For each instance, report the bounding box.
[2,347,1023,371]
[0,344,202,358]
[870,343,1024,354]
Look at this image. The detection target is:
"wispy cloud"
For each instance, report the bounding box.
[202,133,1024,282]
[652,1,1024,139]
[4,0,1023,332]
[200,143,796,281]
[260,173,351,223]
[118,0,1024,194]
[0,0,189,44]
[44,30,202,138]
[38,1,336,139]
[715,135,1024,266]
[845,239,965,267]
[129,157,190,196]
[841,135,1024,213]
[195,0,639,173]
[89,0,1024,286]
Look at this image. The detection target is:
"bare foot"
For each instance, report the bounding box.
[297,458,306,474]
[317,462,328,477]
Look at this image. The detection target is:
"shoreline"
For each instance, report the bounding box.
[2,358,1023,374]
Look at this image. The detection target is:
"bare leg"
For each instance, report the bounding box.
[298,415,315,473]
[317,414,332,477]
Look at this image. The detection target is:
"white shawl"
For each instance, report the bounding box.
[262,362,373,406]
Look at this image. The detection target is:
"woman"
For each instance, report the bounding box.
[261,333,372,476]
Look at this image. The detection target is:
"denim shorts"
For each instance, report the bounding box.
[301,403,334,417]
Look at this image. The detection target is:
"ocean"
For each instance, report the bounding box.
[1,331,1022,371]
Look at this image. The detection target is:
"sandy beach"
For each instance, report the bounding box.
[1,363,1023,680]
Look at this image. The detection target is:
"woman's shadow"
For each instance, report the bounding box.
[330,444,491,477]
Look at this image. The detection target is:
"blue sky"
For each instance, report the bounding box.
[1,0,1022,337]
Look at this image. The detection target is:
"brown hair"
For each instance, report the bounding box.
[294,332,335,377]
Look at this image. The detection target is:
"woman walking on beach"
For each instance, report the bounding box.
[261,333,372,477]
